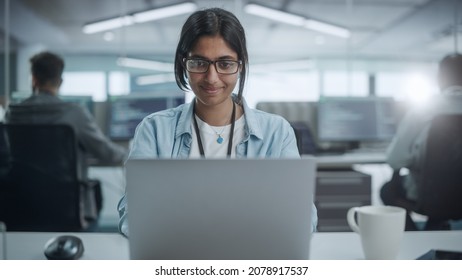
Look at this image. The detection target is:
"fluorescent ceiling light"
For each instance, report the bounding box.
[117,57,174,72]
[251,59,314,73]
[136,74,176,85]
[133,2,197,23]
[244,4,305,26]
[244,3,350,38]
[83,2,197,34]
[305,20,351,39]
[83,16,134,34]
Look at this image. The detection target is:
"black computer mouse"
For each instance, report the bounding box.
[44,235,84,260]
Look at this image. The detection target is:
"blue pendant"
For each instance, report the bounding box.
[217,135,224,144]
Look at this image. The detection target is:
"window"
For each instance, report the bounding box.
[108,71,130,96]
[322,71,368,97]
[61,72,106,101]
[245,71,319,108]
[376,71,438,104]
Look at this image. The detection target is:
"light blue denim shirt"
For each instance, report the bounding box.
[118,96,318,235]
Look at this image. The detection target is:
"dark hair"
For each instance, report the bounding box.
[174,8,248,104]
[30,51,64,87]
[438,53,462,88]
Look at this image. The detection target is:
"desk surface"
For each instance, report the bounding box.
[3,230,461,260]
[310,231,462,259]
[3,232,128,260]
[315,152,386,169]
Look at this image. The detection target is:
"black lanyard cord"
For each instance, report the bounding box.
[192,100,236,157]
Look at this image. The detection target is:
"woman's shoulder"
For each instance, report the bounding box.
[244,107,293,136]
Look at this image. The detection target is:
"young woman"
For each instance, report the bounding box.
[118,7,318,236]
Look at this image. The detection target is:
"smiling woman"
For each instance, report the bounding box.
[116,7,318,237]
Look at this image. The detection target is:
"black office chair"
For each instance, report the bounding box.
[0,124,10,176]
[0,124,10,197]
[403,114,462,230]
[0,124,102,232]
[290,121,317,155]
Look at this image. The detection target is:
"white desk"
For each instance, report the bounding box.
[310,231,462,259]
[316,152,387,169]
[3,231,461,260]
[2,232,128,260]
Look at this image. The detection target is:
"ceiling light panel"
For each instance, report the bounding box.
[244,3,350,38]
[117,57,174,72]
[83,2,197,34]
[133,2,197,23]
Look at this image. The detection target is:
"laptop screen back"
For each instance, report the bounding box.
[125,157,316,260]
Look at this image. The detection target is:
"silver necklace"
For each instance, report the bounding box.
[193,101,236,155]
[209,125,227,144]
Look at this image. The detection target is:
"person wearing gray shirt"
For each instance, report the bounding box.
[381,53,462,230]
[5,51,127,180]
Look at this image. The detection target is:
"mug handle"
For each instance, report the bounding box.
[347,207,360,233]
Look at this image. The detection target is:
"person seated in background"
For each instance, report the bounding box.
[5,51,128,180]
[117,7,318,236]
[380,53,462,230]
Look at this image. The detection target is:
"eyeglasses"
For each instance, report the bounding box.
[183,58,241,74]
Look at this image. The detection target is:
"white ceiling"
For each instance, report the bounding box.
[1,0,462,63]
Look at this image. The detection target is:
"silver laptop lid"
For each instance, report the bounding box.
[126,157,316,260]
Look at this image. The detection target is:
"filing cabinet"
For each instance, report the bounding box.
[315,170,371,232]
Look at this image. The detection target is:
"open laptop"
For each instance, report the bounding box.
[125,157,316,260]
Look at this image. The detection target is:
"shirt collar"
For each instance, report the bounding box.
[175,94,263,140]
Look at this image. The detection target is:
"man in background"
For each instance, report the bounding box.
[381,53,462,230]
[5,51,127,180]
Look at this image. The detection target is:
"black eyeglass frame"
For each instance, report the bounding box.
[182,58,242,74]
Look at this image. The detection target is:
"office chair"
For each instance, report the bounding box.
[0,124,102,232]
[0,124,9,175]
[404,114,462,230]
[290,121,317,155]
[0,125,10,197]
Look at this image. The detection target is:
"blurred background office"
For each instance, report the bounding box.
[2,0,461,108]
[1,0,461,232]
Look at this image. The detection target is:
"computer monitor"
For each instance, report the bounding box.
[107,94,185,141]
[317,96,397,143]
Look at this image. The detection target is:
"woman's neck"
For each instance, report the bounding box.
[194,97,242,126]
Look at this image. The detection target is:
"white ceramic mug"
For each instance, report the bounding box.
[347,205,406,260]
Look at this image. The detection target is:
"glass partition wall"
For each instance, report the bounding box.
[1,0,461,108]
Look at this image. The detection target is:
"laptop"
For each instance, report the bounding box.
[125,157,316,260]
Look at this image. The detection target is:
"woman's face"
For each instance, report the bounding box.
[186,35,240,107]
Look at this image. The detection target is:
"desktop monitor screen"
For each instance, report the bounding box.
[107,94,185,141]
[317,96,397,142]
